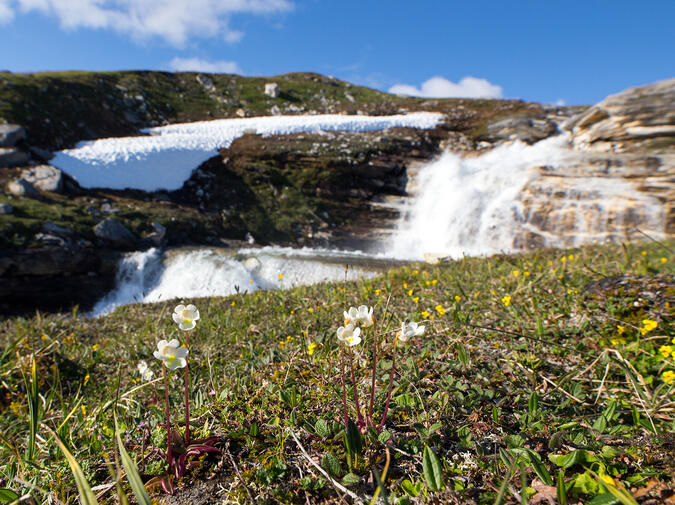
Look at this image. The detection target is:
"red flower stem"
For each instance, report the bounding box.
[378,339,398,433]
[163,366,172,466]
[368,318,378,426]
[340,349,348,428]
[347,346,364,426]
[183,331,190,446]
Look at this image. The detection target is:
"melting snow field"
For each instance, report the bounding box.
[53,112,443,191]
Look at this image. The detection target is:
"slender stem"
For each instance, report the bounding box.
[183,331,190,445]
[378,338,398,432]
[340,349,348,428]
[347,346,364,427]
[163,367,172,466]
[368,318,378,425]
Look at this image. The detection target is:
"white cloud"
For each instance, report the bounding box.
[389,76,503,99]
[7,0,293,46]
[0,0,14,23]
[169,57,241,74]
[555,98,566,106]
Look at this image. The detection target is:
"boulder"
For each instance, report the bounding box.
[565,78,675,151]
[0,147,30,168]
[264,82,279,98]
[0,124,25,147]
[141,221,167,248]
[94,218,138,247]
[485,117,558,144]
[0,203,13,214]
[196,74,216,92]
[7,178,40,198]
[42,222,73,236]
[22,165,64,193]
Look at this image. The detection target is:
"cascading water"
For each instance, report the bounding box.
[390,133,666,260]
[90,246,387,317]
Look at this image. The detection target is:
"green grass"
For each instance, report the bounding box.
[1,240,674,504]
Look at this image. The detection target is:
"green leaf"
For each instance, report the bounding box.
[0,489,20,503]
[314,419,331,438]
[528,392,538,416]
[51,430,100,505]
[422,445,443,491]
[341,473,360,486]
[400,479,422,498]
[521,448,553,486]
[321,453,342,478]
[556,470,567,505]
[115,418,152,505]
[378,430,391,444]
[586,494,620,505]
[344,419,362,457]
[457,344,470,367]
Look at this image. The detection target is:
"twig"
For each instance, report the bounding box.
[288,429,367,504]
[224,442,255,503]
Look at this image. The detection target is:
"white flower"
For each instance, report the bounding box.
[137,360,155,381]
[172,304,200,331]
[153,339,189,370]
[398,321,425,343]
[344,305,374,327]
[336,323,362,347]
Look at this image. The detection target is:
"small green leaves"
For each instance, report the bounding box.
[51,430,100,505]
[115,418,152,505]
[341,472,360,486]
[321,453,342,478]
[314,419,331,438]
[422,445,443,491]
[344,419,363,457]
[556,469,568,505]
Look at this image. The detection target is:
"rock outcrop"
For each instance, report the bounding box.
[21,165,65,193]
[565,78,675,152]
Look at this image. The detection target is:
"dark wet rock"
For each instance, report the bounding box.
[0,147,30,168]
[0,124,25,147]
[94,218,138,247]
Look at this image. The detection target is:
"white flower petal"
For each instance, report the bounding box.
[174,304,186,314]
[167,338,180,348]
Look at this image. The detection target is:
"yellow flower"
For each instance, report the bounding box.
[413,269,419,275]
[278,273,284,280]
[455,295,461,302]
[279,340,286,349]
[403,282,408,289]
[435,305,446,315]
[661,257,668,264]
[617,325,625,335]
[425,281,430,286]
[432,279,438,286]
[308,307,314,313]
[502,296,511,307]
[375,289,381,296]
[84,374,90,386]
[41,334,48,341]
[513,270,520,277]
[421,310,430,319]
[523,271,530,277]
[81,405,87,416]
[286,336,293,342]
[560,256,566,263]
[548,260,553,267]
[641,250,647,256]
[610,338,622,346]
[639,319,658,335]
[413,297,419,303]
[408,289,413,296]
[307,343,318,356]
[659,345,673,358]
[231,301,236,306]
[92,344,99,352]
[568,254,574,261]
[662,370,675,384]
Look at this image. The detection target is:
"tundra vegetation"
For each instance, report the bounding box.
[0,239,673,504]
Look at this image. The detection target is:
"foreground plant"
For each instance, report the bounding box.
[147,305,220,494]
[337,305,425,432]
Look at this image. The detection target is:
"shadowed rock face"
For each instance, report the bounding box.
[564,78,675,153]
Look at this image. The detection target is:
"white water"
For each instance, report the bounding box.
[53,112,442,191]
[390,135,573,259]
[90,246,384,317]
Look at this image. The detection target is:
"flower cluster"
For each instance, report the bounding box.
[335,304,425,432]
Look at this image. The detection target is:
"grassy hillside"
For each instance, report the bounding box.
[1,240,673,504]
[0,70,547,150]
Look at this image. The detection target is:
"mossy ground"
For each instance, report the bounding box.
[1,240,674,504]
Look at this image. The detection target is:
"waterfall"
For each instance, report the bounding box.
[390,135,666,260]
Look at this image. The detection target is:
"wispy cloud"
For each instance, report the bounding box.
[4,0,293,46]
[169,57,241,74]
[389,76,503,99]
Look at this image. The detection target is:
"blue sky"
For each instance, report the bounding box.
[0,0,673,105]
